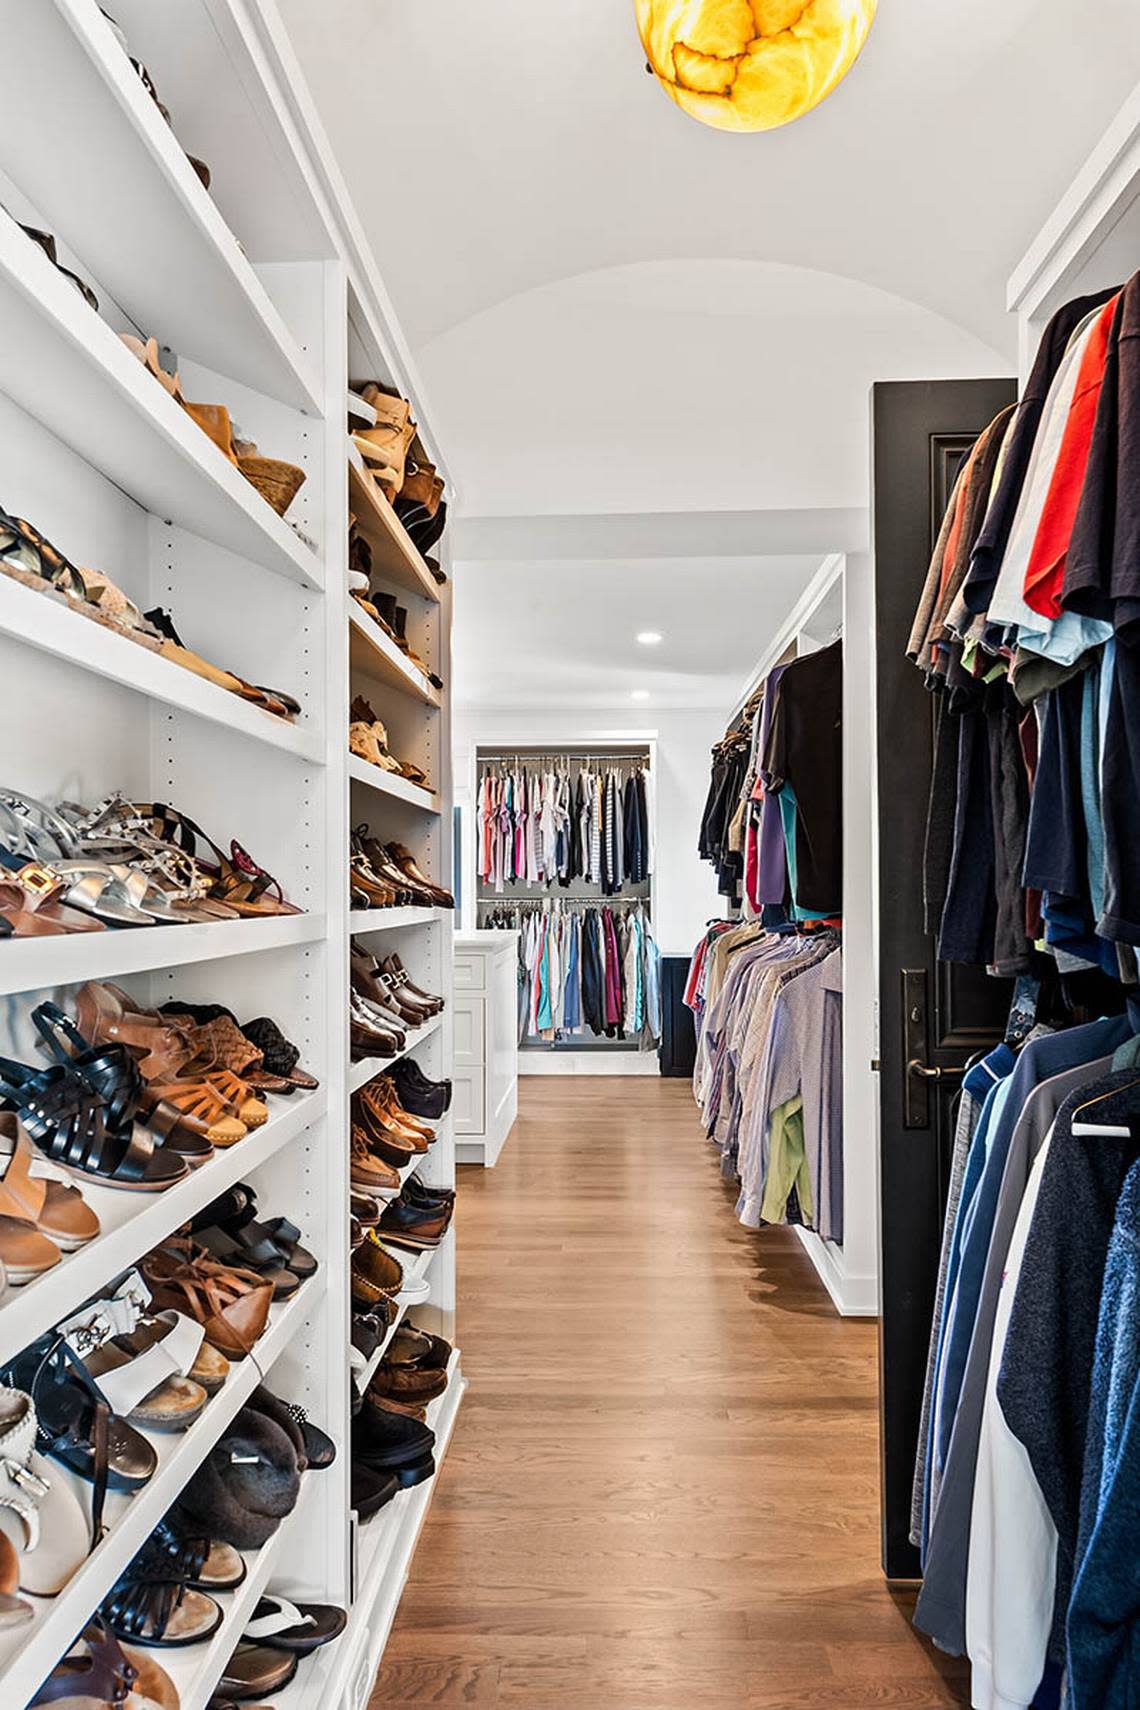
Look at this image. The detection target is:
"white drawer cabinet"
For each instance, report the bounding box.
[452,931,518,1166]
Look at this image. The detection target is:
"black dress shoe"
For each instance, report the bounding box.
[353,1399,435,1469]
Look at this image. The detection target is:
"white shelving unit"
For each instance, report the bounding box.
[0,2,460,1705]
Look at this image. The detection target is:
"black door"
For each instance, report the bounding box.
[872,377,1018,1580]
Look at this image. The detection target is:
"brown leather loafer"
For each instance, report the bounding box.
[367,1359,448,1407]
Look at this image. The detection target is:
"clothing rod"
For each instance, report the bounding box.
[478,754,651,764]
[477,895,650,905]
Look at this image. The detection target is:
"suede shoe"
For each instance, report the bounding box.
[353,1395,435,1470]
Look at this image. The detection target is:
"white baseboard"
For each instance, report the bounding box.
[518,1051,660,1077]
[793,1226,878,1317]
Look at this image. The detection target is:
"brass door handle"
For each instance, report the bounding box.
[907,1059,965,1083]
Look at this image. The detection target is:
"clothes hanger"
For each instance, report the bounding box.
[1070,1076,1140,1138]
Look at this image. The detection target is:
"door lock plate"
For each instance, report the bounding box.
[902,968,929,1129]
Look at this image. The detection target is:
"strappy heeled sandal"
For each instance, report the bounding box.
[0,1055,188,1193]
[0,1386,89,1597]
[75,984,250,1149]
[30,1618,179,1710]
[128,802,301,919]
[59,796,238,923]
[141,1239,273,1360]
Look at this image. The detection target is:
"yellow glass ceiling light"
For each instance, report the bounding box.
[636,0,877,133]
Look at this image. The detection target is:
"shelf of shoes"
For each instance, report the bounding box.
[348,459,440,605]
[349,753,440,813]
[0,1283,320,1710]
[0,1091,325,1371]
[349,1012,446,1091]
[0,0,457,1701]
[158,1470,321,1710]
[0,572,325,763]
[349,905,446,934]
[349,603,441,707]
[0,215,322,590]
[0,0,324,415]
[0,913,326,1002]
[286,1349,465,1710]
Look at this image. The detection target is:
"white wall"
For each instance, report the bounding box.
[421,260,1010,518]
[453,704,726,957]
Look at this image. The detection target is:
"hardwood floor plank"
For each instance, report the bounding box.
[373,1078,968,1708]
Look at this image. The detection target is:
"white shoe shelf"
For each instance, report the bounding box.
[0,1,458,1705]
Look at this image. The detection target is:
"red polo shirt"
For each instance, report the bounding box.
[1022,292,1120,618]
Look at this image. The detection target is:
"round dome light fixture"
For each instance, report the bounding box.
[636,0,877,133]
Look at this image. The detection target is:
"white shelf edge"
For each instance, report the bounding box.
[50,0,325,416]
[349,606,440,707]
[348,755,439,814]
[0,911,325,999]
[347,390,377,426]
[1,1284,322,1709]
[346,462,440,607]
[0,215,324,593]
[0,1089,325,1369]
[349,1013,444,1089]
[0,573,322,762]
[349,906,443,934]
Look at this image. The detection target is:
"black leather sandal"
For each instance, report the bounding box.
[102,1570,223,1648]
[0,1055,188,1191]
[31,1001,212,1168]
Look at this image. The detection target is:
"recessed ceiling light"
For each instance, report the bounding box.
[630,690,650,702]
[636,631,663,647]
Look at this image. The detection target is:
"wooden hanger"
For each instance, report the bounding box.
[1070,1075,1140,1138]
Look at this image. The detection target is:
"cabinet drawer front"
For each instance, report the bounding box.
[454,998,486,1065]
[454,953,486,991]
[453,1067,485,1135]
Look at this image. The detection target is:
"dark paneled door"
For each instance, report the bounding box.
[872,378,1018,1580]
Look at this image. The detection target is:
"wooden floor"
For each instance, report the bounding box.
[375,1078,969,1708]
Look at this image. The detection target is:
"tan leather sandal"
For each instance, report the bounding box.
[76,985,250,1147]
[142,1238,273,1359]
[0,1112,98,1262]
[0,1119,63,1283]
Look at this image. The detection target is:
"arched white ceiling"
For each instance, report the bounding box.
[279,0,1140,359]
[417,258,1009,517]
